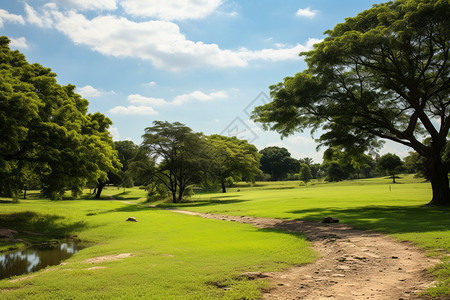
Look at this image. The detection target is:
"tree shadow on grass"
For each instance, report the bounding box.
[109,191,143,201]
[288,205,450,234]
[0,211,88,239]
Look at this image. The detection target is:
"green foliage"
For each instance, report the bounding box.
[252,0,450,205]
[377,153,404,183]
[0,37,120,199]
[299,164,312,185]
[141,121,208,203]
[146,181,169,202]
[206,135,261,192]
[259,146,299,180]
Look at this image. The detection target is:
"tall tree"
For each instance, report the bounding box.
[207,135,261,193]
[259,146,300,180]
[253,0,450,205]
[141,121,207,203]
[0,36,120,199]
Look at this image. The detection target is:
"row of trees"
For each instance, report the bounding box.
[257,145,440,184]
[0,37,121,200]
[112,121,261,203]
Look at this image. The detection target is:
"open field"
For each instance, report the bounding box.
[1,175,449,298]
[0,189,315,299]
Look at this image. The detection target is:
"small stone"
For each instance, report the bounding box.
[392,256,399,259]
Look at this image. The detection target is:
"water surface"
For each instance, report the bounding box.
[0,242,83,280]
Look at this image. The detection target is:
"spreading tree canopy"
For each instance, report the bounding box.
[0,36,120,199]
[259,146,300,180]
[207,135,261,193]
[141,121,208,203]
[377,153,404,183]
[252,0,449,205]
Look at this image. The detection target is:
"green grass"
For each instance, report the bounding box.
[159,175,450,296]
[1,175,449,298]
[0,194,315,299]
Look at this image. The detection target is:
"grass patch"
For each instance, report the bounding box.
[0,194,315,299]
[1,175,449,298]
[161,175,450,297]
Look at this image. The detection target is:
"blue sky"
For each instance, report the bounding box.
[0,0,410,162]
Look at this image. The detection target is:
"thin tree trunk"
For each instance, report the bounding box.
[221,180,227,193]
[392,174,396,184]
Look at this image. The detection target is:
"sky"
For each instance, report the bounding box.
[0,0,411,163]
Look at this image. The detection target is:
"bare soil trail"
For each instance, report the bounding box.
[121,202,439,299]
[170,210,439,299]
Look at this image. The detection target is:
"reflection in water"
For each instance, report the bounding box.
[0,242,83,280]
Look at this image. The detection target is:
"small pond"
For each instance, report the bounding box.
[0,242,84,280]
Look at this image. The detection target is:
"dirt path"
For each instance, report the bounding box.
[169,210,438,300]
[120,202,439,299]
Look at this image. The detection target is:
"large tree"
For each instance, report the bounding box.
[259,146,300,180]
[253,0,449,206]
[207,135,261,193]
[0,36,120,199]
[141,121,207,203]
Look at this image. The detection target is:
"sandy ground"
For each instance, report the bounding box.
[169,209,439,300]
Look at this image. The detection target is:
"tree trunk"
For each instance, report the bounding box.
[391,174,396,184]
[95,182,105,199]
[426,154,450,206]
[171,190,177,203]
[177,186,185,203]
[221,180,227,193]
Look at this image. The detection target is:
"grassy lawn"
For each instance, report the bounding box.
[0,191,315,299]
[1,176,449,298]
[160,175,450,296]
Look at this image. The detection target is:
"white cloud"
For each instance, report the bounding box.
[108,105,158,115]
[24,4,319,70]
[173,90,228,105]
[121,0,222,20]
[296,7,318,18]
[128,90,229,107]
[24,3,54,28]
[238,38,320,62]
[76,85,115,98]
[108,126,120,141]
[0,9,25,27]
[10,37,28,49]
[56,0,118,11]
[128,94,166,106]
